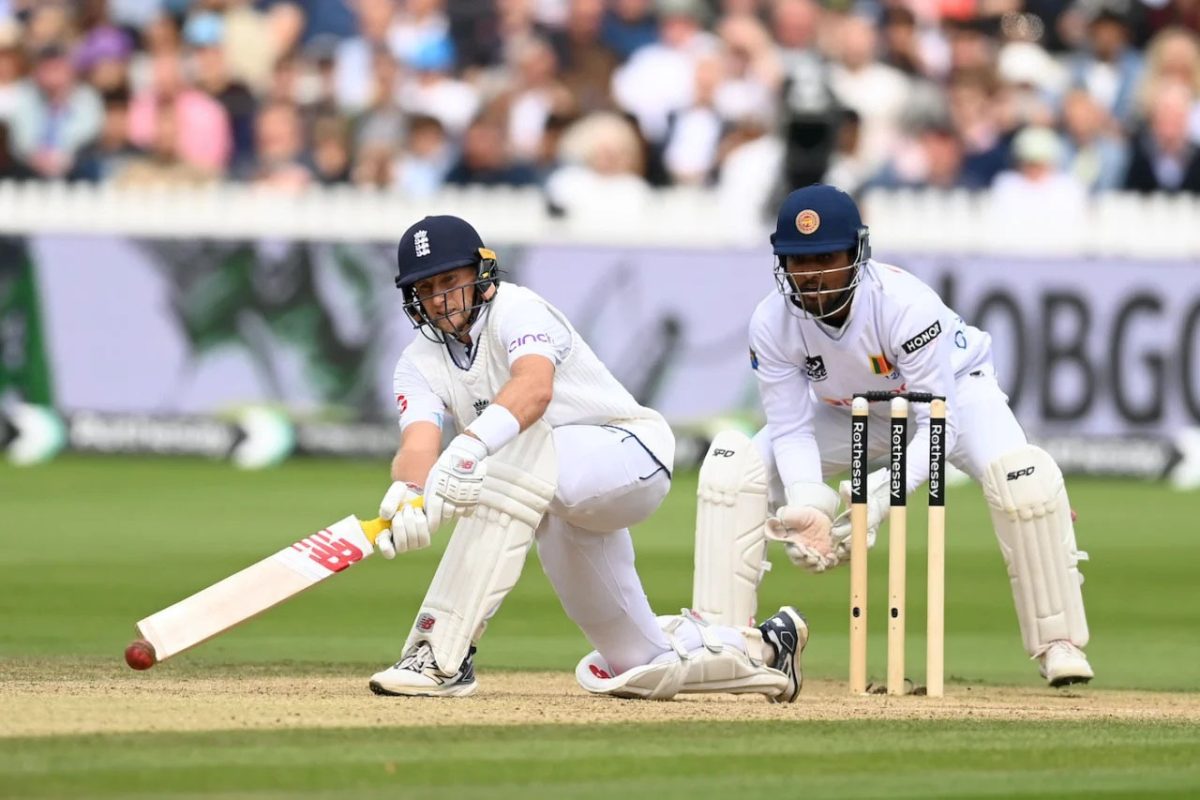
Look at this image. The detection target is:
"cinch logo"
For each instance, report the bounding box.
[711,448,735,457]
[417,613,436,632]
[292,530,365,573]
[1007,466,1036,481]
[901,320,943,354]
[414,230,430,257]
[508,332,551,353]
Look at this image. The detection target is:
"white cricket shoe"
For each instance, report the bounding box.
[758,606,809,703]
[369,642,478,697]
[1039,641,1094,688]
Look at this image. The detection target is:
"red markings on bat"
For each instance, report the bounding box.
[291,530,365,573]
[417,613,436,632]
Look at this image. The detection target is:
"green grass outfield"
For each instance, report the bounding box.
[2,456,1199,798]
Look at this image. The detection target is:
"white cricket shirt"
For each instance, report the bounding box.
[750,260,991,492]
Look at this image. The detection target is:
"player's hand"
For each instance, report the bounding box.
[376,481,430,559]
[424,434,489,532]
[829,467,890,564]
[766,482,841,573]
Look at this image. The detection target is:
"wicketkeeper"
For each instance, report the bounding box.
[692,184,1094,687]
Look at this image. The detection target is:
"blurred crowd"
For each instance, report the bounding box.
[0,0,1198,220]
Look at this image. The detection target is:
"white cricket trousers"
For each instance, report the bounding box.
[754,367,1029,506]
[535,425,749,675]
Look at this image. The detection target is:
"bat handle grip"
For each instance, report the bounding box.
[360,497,424,544]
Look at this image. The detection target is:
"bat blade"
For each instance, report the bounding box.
[135,515,385,663]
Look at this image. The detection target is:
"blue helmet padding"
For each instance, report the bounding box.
[770,183,866,255]
[395,215,486,288]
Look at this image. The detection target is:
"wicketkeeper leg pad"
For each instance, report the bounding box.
[981,445,1089,657]
[692,431,770,627]
[401,421,558,674]
[574,612,788,701]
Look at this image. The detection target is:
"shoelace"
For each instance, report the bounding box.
[1047,641,1076,658]
[395,643,436,672]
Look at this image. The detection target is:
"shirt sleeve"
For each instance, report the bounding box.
[749,307,823,489]
[891,296,960,493]
[495,299,572,367]
[392,355,446,432]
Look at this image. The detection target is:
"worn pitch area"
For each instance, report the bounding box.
[3,661,1197,738]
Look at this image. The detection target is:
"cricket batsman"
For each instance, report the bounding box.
[367,214,808,702]
[692,184,1094,687]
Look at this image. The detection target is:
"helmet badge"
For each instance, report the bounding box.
[795,209,820,235]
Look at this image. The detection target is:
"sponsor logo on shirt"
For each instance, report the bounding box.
[396,394,408,413]
[508,332,551,353]
[805,355,828,381]
[901,320,943,354]
[749,348,759,370]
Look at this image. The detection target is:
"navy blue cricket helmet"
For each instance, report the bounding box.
[769,184,871,320]
[395,215,500,342]
[771,183,870,256]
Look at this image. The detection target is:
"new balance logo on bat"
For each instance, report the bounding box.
[291,530,365,573]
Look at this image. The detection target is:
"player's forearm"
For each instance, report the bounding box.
[491,373,553,430]
[391,446,439,485]
[488,355,556,432]
[772,430,824,488]
[391,421,442,485]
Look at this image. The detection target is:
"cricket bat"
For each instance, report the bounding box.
[126,507,412,669]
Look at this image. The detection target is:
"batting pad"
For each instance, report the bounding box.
[575,612,788,700]
[403,421,557,673]
[692,431,770,627]
[981,445,1089,656]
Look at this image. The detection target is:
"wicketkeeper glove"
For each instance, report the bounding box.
[766,482,841,573]
[827,467,889,566]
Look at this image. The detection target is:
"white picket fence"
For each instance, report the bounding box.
[0,180,1196,256]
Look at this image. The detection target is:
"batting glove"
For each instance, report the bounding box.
[376,481,431,559]
[424,434,489,532]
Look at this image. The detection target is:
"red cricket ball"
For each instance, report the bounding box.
[124,639,157,670]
